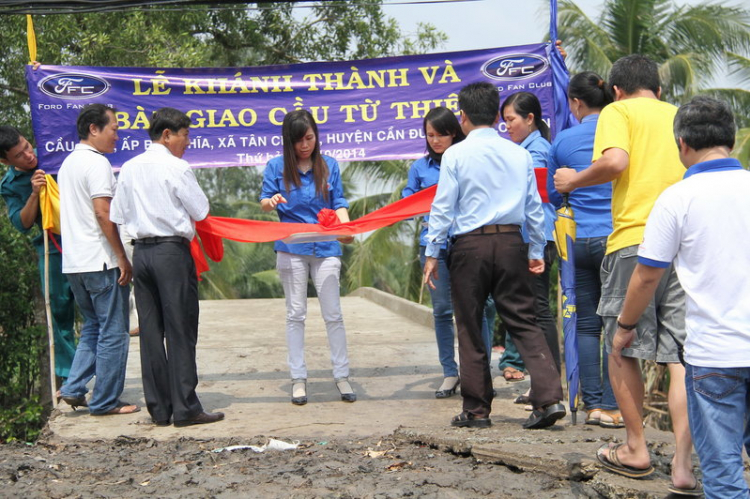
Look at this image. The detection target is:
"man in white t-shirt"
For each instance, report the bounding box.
[58,104,137,416]
[613,96,749,498]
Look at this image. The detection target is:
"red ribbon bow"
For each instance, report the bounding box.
[317,208,340,227]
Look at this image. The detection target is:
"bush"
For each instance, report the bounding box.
[0,167,47,443]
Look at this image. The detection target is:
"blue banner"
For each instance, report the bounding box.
[26,43,567,173]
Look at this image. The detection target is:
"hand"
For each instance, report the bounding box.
[31,61,41,70]
[555,40,567,60]
[117,255,132,286]
[423,256,439,290]
[553,168,577,194]
[529,258,545,274]
[611,326,636,366]
[268,193,287,209]
[30,169,47,194]
[337,235,355,244]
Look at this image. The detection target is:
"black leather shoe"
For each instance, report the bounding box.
[522,403,566,429]
[335,378,357,403]
[450,411,492,428]
[153,419,171,427]
[61,395,88,410]
[435,376,460,399]
[174,411,225,427]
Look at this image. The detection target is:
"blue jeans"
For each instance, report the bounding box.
[420,247,493,377]
[62,269,130,415]
[575,236,617,411]
[685,364,750,499]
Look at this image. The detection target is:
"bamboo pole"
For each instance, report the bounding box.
[43,229,57,408]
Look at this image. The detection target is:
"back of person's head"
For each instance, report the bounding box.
[501,91,550,141]
[77,104,116,141]
[0,126,22,160]
[149,107,192,141]
[568,71,613,110]
[423,107,465,163]
[674,96,735,151]
[458,82,499,127]
[608,54,660,96]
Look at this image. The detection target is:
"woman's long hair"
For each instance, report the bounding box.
[500,92,550,142]
[423,107,466,165]
[281,109,329,200]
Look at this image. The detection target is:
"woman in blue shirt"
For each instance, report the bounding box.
[402,107,469,399]
[499,92,561,391]
[260,109,355,406]
[547,72,620,427]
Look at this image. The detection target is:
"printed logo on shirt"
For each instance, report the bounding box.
[481,54,548,81]
[39,73,110,100]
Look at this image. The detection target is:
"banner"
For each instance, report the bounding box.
[26,43,567,174]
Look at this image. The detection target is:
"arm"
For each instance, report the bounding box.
[546,141,564,209]
[335,207,354,244]
[401,159,422,198]
[18,170,47,229]
[611,263,666,364]
[553,147,628,193]
[259,159,287,212]
[93,197,132,286]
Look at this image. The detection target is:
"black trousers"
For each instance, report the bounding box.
[449,231,563,418]
[534,241,561,371]
[133,241,203,422]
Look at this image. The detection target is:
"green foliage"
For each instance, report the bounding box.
[0,167,46,442]
[558,0,750,125]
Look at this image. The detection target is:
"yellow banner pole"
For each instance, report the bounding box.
[27,14,37,63]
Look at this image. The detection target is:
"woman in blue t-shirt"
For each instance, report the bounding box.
[260,109,355,406]
[499,92,561,390]
[547,72,620,427]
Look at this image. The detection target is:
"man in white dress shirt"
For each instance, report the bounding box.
[111,107,223,427]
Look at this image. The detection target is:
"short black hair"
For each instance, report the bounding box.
[77,104,116,140]
[0,126,22,160]
[149,107,191,141]
[674,96,735,151]
[608,54,660,96]
[458,82,499,127]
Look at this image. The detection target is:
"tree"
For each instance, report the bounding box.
[558,0,750,149]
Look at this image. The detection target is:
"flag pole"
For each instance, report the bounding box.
[42,228,57,408]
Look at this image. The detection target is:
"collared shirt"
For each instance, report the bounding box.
[1,164,49,251]
[260,154,349,257]
[425,128,545,259]
[58,143,118,273]
[402,155,444,248]
[637,157,750,367]
[520,130,556,241]
[547,114,613,238]
[110,143,209,241]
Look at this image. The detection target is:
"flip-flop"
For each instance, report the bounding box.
[503,367,525,382]
[596,443,654,478]
[667,479,703,496]
[91,402,141,416]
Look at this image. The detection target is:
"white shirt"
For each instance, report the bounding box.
[425,128,545,259]
[638,159,750,368]
[58,143,119,273]
[110,143,209,240]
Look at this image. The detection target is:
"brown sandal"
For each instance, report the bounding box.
[599,409,625,428]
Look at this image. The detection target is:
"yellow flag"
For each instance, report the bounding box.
[40,174,61,234]
[26,15,37,64]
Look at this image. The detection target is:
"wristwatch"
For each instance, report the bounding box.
[617,316,638,330]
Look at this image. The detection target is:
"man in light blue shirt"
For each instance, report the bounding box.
[423,82,564,430]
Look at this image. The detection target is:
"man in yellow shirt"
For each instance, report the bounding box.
[554,55,697,493]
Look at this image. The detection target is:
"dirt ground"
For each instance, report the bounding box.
[0,432,585,499]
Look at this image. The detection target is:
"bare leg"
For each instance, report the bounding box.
[667,362,697,489]
[607,354,651,468]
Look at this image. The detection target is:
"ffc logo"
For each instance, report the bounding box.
[482,54,548,81]
[39,73,110,99]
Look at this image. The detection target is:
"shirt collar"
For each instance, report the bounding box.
[74,143,104,155]
[580,114,598,124]
[147,142,174,156]
[6,165,33,179]
[520,129,542,149]
[683,157,743,179]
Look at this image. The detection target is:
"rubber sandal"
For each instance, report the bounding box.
[502,367,525,382]
[667,478,703,496]
[585,408,602,425]
[596,443,654,478]
[450,411,491,428]
[91,402,141,416]
[600,409,625,428]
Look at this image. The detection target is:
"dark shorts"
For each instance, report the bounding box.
[598,245,686,363]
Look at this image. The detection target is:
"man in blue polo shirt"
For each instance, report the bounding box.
[0,126,77,383]
[612,96,749,498]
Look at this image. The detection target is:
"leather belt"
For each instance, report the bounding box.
[133,236,190,246]
[461,224,520,237]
